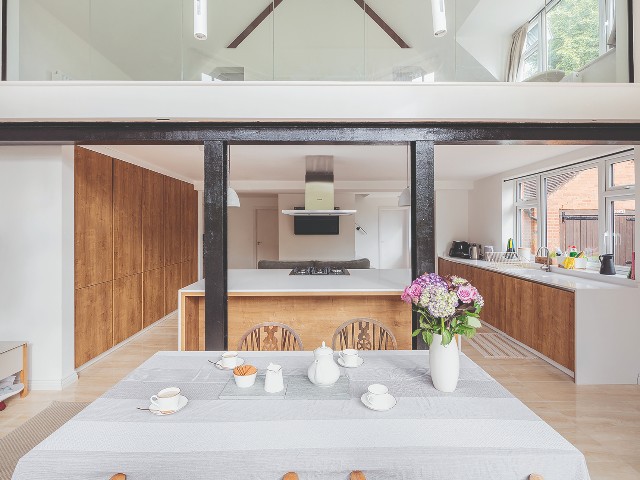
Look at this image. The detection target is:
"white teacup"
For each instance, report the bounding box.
[150,387,181,411]
[366,384,389,408]
[339,349,360,367]
[221,351,238,368]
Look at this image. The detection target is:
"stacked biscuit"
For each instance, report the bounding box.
[233,365,257,376]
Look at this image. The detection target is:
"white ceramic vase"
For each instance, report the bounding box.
[429,333,460,392]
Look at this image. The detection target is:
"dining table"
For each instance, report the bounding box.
[12,350,590,480]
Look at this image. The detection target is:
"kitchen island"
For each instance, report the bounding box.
[439,256,639,384]
[179,269,412,352]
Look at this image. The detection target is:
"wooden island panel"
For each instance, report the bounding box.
[227,295,412,351]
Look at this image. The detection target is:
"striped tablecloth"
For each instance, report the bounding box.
[13,351,590,480]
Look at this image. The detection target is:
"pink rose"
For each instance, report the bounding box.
[456,285,477,303]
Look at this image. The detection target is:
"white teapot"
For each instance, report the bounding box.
[307,341,340,387]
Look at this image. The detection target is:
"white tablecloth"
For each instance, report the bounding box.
[13,351,590,480]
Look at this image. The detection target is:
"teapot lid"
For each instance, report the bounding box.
[267,362,281,372]
[314,341,333,355]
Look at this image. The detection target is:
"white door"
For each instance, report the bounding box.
[255,208,279,267]
[379,208,410,269]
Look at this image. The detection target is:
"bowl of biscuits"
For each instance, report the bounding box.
[233,364,257,388]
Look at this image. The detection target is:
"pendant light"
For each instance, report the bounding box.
[430,0,447,37]
[194,0,208,40]
[398,144,411,207]
[227,146,240,207]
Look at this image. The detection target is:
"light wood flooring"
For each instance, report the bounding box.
[1,316,639,479]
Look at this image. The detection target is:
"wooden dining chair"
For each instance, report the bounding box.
[332,318,397,351]
[237,322,303,351]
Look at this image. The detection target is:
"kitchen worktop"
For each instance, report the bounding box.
[440,256,637,291]
[180,269,411,295]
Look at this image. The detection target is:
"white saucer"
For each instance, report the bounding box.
[149,395,188,416]
[360,392,397,412]
[212,358,245,370]
[338,357,364,368]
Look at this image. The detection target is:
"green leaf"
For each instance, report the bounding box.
[441,329,453,346]
[422,331,433,346]
[467,317,481,328]
[412,328,422,337]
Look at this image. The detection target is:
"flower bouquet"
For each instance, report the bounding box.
[402,273,483,346]
[401,273,484,392]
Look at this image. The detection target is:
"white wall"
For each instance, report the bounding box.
[579,50,617,83]
[467,176,511,251]
[354,194,409,268]
[278,193,356,261]
[227,195,278,269]
[2,83,640,122]
[0,146,76,390]
[435,189,470,258]
[7,0,130,81]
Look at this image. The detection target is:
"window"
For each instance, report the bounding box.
[546,0,600,73]
[515,177,538,254]
[610,159,635,188]
[544,165,600,259]
[520,0,615,81]
[608,199,635,267]
[605,156,635,269]
[522,18,542,79]
[517,207,539,254]
[513,151,635,277]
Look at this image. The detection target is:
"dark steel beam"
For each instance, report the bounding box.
[1,122,640,145]
[411,140,435,350]
[203,141,228,351]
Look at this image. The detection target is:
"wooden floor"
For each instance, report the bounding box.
[1,317,639,479]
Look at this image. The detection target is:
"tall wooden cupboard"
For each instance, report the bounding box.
[74,147,198,367]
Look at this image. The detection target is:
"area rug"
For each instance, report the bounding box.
[466,333,538,359]
[0,401,89,480]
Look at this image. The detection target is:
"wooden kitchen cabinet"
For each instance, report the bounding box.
[143,268,165,329]
[75,148,199,367]
[164,263,182,315]
[164,177,182,267]
[113,274,143,345]
[74,148,113,289]
[438,258,575,371]
[113,160,143,279]
[143,170,164,271]
[75,281,113,368]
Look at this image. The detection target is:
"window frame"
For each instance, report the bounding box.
[520,0,614,81]
[513,151,634,276]
[514,176,540,253]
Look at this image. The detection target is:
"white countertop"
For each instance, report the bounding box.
[440,256,637,291]
[179,269,411,294]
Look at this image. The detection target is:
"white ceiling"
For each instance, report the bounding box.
[90,144,609,192]
[434,145,585,181]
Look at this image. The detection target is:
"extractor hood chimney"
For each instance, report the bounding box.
[282,156,356,216]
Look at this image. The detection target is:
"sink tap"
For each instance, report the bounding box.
[536,247,551,272]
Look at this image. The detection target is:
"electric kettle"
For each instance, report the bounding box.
[599,254,616,275]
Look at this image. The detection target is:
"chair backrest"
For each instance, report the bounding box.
[332,318,398,351]
[237,322,304,351]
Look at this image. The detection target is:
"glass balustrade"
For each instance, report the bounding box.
[3,0,631,82]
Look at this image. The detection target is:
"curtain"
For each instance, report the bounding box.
[505,22,529,82]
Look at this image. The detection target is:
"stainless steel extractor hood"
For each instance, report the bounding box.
[282,156,356,216]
